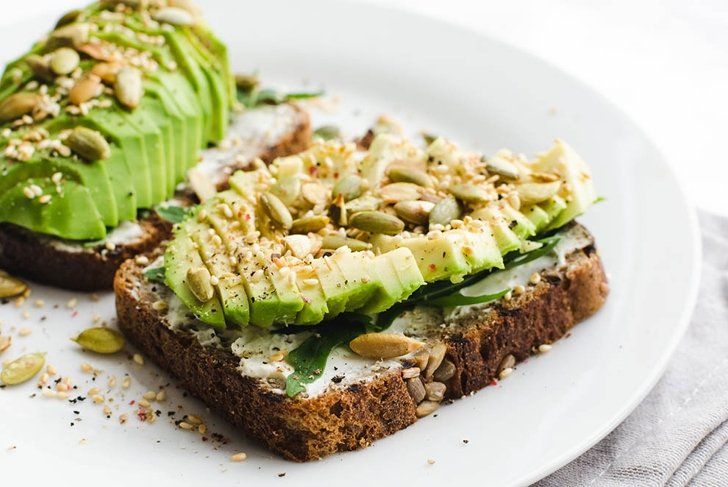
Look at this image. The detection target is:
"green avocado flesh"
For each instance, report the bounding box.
[163,135,597,329]
[0,2,234,241]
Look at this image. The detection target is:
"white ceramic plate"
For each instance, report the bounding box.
[0,1,700,485]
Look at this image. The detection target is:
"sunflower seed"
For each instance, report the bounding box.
[77,42,113,62]
[433,359,456,382]
[349,211,404,235]
[153,7,195,26]
[0,272,27,299]
[388,166,433,188]
[291,215,330,234]
[449,183,490,203]
[416,400,440,417]
[516,181,561,206]
[321,235,371,252]
[1,352,45,386]
[186,267,214,302]
[114,67,143,109]
[72,327,125,354]
[425,381,447,402]
[67,127,111,161]
[332,174,364,202]
[260,192,293,229]
[0,93,40,123]
[394,200,435,225]
[379,182,422,204]
[301,182,329,206]
[428,196,461,227]
[498,354,516,374]
[345,194,382,213]
[349,333,424,359]
[49,47,79,75]
[25,55,54,82]
[424,343,447,378]
[69,76,102,105]
[406,377,426,403]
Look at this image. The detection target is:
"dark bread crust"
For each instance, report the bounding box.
[114,224,608,461]
[0,104,311,291]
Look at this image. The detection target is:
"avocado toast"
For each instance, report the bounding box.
[115,133,608,460]
[0,1,311,290]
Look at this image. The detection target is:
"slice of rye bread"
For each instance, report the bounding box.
[0,103,311,291]
[114,222,608,461]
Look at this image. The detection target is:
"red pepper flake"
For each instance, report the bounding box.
[129,400,135,405]
[244,213,251,221]
[488,379,498,387]
[428,263,437,272]
[308,166,317,176]
[136,408,147,421]
[71,311,78,318]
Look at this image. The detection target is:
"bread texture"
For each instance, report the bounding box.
[0,103,310,291]
[114,223,608,461]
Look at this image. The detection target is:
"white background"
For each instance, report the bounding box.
[6,0,727,216]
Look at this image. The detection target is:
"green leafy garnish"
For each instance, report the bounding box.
[428,288,511,307]
[312,125,341,141]
[284,313,370,397]
[155,205,189,224]
[236,85,324,109]
[594,196,607,204]
[143,266,165,284]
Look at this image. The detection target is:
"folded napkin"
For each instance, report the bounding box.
[537,211,728,486]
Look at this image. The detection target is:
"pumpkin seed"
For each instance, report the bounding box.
[313,125,340,141]
[0,271,27,298]
[291,215,330,234]
[424,343,447,378]
[345,194,382,213]
[0,92,40,123]
[47,23,89,49]
[67,126,111,161]
[55,9,82,29]
[428,196,461,227]
[259,192,293,229]
[186,267,214,302]
[349,211,405,235]
[329,193,347,226]
[321,235,371,251]
[394,200,435,225]
[349,333,424,359]
[49,47,80,75]
[301,182,329,206]
[379,182,422,203]
[516,181,561,206]
[449,183,490,203]
[272,175,300,205]
[1,352,45,385]
[72,327,125,354]
[25,55,54,82]
[235,73,259,92]
[114,67,143,109]
[91,62,121,84]
[153,6,195,26]
[332,174,364,202]
[388,166,433,188]
[485,155,520,180]
[69,76,101,105]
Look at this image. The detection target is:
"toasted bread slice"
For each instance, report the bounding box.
[114,222,608,461]
[0,103,310,291]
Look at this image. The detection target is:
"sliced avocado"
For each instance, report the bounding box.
[294,269,329,326]
[523,205,550,232]
[446,228,504,274]
[0,178,105,240]
[471,207,523,255]
[372,234,471,283]
[164,224,225,328]
[146,78,188,186]
[357,247,425,314]
[540,195,568,226]
[265,266,305,324]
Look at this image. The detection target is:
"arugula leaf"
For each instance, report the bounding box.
[428,288,511,307]
[155,205,189,224]
[594,196,607,204]
[312,125,341,141]
[284,313,370,397]
[237,86,324,109]
[285,91,324,100]
[143,266,165,284]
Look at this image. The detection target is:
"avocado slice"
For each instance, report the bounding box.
[357,248,425,314]
[294,269,330,326]
[523,205,551,232]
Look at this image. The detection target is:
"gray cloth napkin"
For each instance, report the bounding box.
[537,211,728,486]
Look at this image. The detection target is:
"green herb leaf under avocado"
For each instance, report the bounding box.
[155,205,190,224]
[236,85,324,109]
[143,266,165,284]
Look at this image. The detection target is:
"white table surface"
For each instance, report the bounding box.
[6,0,727,215]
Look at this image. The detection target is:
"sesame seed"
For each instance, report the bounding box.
[513,285,525,296]
[498,367,513,380]
[23,187,35,199]
[119,414,128,424]
[132,353,144,365]
[268,352,285,362]
[538,344,552,354]
[107,376,117,388]
[529,272,541,285]
[135,255,149,265]
[138,398,151,408]
[18,327,31,337]
[210,275,219,286]
[178,421,194,430]
[92,394,105,404]
[38,373,49,385]
[80,363,95,373]
[105,241,116,251]
[34,300,44,308]
[427,459,436,465]
[197,424,207,434]
[30,184,43,197]
[186,415,202,425]
[38,195,51,204]
[51,172,63,185]
[66,298,78,309]
[503,291,513,302]
[21,310,30,319]
[155,390,166,402]
[122,376,131,389]
[46,364,57,376]
[103,406,112,416]
[88,387,100,396]
[230,452,247,462]
[142,390,156,400]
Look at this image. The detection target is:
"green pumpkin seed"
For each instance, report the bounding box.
[485,155,519,180]
[25,55,54,82]
[72,327,125,354]
[321,235,372,251]
[388,166,433,188]
[449,183,490,203]
[55,9,82,29]
[516,181,561,206]
[0,93,40,123]
[1,352,45,385]
[0,271,27,299]
[49,47,80,75]
[186,267,214,303]
[332,174,365,202]
[291,215,330,234]
[260,192,293,229]
[67,127,111,161]
[346,194,382,213]
[379,182,422,203]
[329,193,347,226]
[349,211,405,235]
[313,125,340,141]
[153,7,195,26]
[114,67,143,109]
[394,200,435,225]
[235,73,259,92]
[47,23,89,49]
[429,195,462,226]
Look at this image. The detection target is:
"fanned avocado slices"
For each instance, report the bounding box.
[163,134,597,329]
[0,1,234,241]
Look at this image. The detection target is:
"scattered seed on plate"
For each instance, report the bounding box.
[155,389,166,401]
[122,375,131,388]
[46,364,56,375]
[18,327,31,337]
[66,298,78,308]
[132,353,144,365]
[231,452,248,462]
[119,414,128,424]
[538,344,552,353]
[1,352,45,385]
[72,327,125,354]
